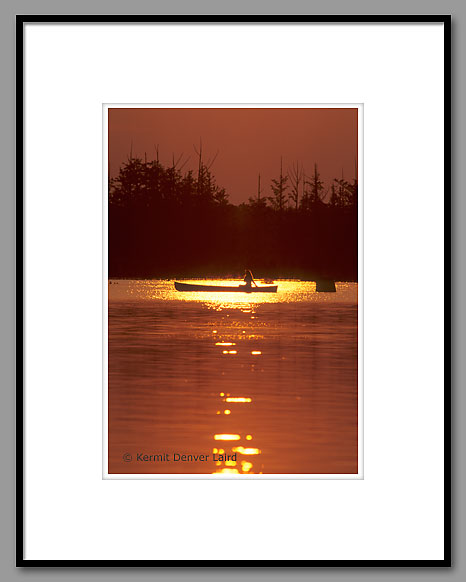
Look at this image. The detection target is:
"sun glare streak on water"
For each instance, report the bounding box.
[108,279,358,474]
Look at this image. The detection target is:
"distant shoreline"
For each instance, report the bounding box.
[108,276,358,283]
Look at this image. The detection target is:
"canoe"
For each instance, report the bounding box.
[174,282,278,293]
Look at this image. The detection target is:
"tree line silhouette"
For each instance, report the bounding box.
[109,147,358,280]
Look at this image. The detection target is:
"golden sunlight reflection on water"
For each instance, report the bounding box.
[118,279,355,307]
[108,279,358,475]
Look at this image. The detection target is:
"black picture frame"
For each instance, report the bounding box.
[16,14,451,568]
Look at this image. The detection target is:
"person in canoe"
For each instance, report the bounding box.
[243,269,258,290]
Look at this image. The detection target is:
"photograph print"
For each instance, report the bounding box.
[106,106,360,477]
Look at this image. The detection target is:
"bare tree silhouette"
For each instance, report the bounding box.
[268,157,289,212]
[288,161,303,210]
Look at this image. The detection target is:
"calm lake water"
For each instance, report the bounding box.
[108,280,358,475]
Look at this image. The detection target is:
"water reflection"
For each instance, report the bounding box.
[108,279,358,475]
[212,383,263,475]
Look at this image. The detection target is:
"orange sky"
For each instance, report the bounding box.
[108,108,358,204]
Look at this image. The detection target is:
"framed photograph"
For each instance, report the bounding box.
[18,15,450,565]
